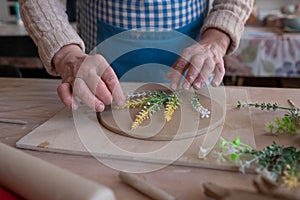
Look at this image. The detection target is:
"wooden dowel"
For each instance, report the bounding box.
[0,118,28,125]
[288,99,296,107]
[119,172,176,200]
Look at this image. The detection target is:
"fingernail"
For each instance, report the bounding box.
[170,83,177,90]
[117,99,125,107]
[72,103,78,110]
[212,81,218,87]
[96,103,104,112]
[194,82,201,89]
[70,100,78,110]
[183,82,190,90]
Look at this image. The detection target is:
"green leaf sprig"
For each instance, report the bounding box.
[131,92,167,130]
[117,91,181,130]
[237,101,285,111]
[214,137,300,188]
[237,100,300,134]
[116,90,211,130]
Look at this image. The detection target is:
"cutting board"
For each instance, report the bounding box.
[16,84,256,172]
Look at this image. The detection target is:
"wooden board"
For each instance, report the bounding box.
[16,84,256,172]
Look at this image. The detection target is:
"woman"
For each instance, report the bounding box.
[19,0,253,112]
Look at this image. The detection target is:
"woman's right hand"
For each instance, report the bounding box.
[53,44,125,112]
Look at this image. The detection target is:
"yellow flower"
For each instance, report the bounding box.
[164,102,179,122]
[282,171,299,188]
[164,93,180,122]
[131,107,150,130]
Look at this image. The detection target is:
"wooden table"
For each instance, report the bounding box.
[1,78,299,200]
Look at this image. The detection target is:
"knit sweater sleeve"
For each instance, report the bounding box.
[201,0,254,54]
[19,0,85,76]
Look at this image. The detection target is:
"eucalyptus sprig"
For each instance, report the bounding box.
[214,137,300,188]
[237,100,300,134]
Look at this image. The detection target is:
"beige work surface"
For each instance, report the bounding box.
[16,83,262,172]
[2,78,300,200]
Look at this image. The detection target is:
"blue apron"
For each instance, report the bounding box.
[94,16,205,83]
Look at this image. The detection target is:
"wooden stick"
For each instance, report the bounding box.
[119,172,176,200]
[0,118,28,125]
[288,99,296,107]
[288,99,299,111]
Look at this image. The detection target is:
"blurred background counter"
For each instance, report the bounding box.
[225,26,300,78]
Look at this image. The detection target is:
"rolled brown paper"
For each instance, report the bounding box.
[119,171,176,200]
[0,143,115,200]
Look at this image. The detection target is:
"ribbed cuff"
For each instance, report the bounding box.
[201,11,245,55]
[38,24,85,76]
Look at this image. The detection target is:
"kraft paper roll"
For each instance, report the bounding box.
[0,143,115,200]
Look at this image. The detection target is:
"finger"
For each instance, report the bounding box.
[211,62,225,87]
[183,55,205,90]
[85,73,113,105]
[78,54,110,79]
[73,78,105,112]
[57,82,78,110]
[192,59,214,89]
[102,67,125,106]
[167,57,189,90]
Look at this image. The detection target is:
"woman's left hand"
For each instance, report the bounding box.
[167,28,230,90]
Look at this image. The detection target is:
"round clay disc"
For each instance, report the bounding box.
[97,83,224,141]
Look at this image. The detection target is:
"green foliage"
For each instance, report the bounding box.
[237,101,300,134]
[214,137,300,187]
[117,91,181,130]
[131,92,169,130]
[266,113,300,134]
[237,101,280,111]
[117,90,210,130]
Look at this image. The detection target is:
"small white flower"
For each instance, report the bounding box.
[198,146,212,159]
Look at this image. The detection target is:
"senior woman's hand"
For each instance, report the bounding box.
[167,28,230,90]
[53,44,125,112]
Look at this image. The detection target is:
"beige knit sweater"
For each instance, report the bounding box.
[19,0,254,76]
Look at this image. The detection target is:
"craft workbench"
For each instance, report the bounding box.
[0,78,299,200]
